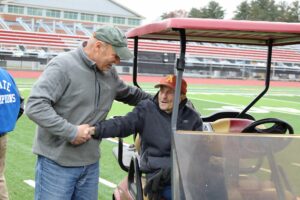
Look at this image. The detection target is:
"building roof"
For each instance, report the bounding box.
[9,0,144,18]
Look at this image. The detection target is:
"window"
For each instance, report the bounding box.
[128,18,140,26]
[64,11,78,20]
[0,4,4,12]
[8,5,24,14]
[27,7,43,16]
[46,9,61,18]
[113,17,125,24]
[81,13,94,22]
[97,15,110,23]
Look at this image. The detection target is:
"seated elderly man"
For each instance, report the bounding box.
[90,75,203,200]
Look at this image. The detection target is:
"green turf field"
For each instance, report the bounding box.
[5,78,300,199]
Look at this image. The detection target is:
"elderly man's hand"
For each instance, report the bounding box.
[71,124,92,145]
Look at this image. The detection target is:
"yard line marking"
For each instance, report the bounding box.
[291,162,300,167]
[260,168,271,173]
[189,92,300,97]
[24,180,35,188]
[24,178,116,189]
[105,138,130,147]
[264,97,300,105]
[99,178,116,188]
[189,97,300,116]
[189,97,237,106]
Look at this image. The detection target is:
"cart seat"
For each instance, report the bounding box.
[206,118,254,133]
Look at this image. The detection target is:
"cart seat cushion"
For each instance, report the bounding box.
[210,118,254,133]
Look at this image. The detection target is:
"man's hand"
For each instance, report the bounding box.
[88,126,96,136]
[88,126,101,139]
[71,124,92,145]
[89,126,101,139]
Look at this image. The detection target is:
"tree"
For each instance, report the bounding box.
[161,9,188,19]
[285,0,300,22]
[233,0,300,22]
[249,0,278,21]
[233,1,251,20]
[188,8,202,18]
[276,1,289,21]
[188,1,225,19]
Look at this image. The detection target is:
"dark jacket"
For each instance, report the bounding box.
[94,95,203,172]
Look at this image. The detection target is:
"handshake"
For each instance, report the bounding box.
[70,124,99,145]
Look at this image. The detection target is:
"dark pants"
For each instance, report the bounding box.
[161,185,171,200]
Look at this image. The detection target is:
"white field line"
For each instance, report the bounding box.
[189,97,237,106]
[249,163,300,173]
[99,178,116,188]
[144,88,300,97]
[20,87,300,99]
[260,168,271,173]
[189,97,300,116]
[115,96,300,116]
[24,178,116,189]
[263,97,300,105]
[291,162,300,167]
[114,93,300,105]
[24,180,35,188]
[105,138,130,147]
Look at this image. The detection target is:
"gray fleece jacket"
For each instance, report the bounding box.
[25,42,151,166]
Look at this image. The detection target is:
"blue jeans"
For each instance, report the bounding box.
[35,156,99,200]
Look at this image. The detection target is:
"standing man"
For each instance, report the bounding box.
[90,75,203,200]
[0,67,23,200]
[25,26,151,200]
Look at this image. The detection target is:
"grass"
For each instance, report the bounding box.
[5,78,300,199]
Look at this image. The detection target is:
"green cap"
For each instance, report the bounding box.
[94,25,133,60]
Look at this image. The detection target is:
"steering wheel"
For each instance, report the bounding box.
[241,118,294,134]
[236,118,294,165]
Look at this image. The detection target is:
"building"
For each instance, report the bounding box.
[0,0,145,72]
[0,0,144,34]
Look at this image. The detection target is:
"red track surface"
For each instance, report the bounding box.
[8,70,300,87]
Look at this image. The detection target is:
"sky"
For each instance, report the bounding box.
[115,0,295,24]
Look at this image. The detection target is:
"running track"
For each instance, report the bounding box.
[8,70,300,87]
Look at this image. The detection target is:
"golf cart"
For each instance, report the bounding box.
[112,18,300,200]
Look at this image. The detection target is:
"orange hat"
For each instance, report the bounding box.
[155,75,187,95]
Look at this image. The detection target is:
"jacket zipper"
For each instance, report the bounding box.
[93,67,101,115]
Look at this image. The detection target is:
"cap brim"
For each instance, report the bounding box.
[113,46,133,60]
[154,83,175,90]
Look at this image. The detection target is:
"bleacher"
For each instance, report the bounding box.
[1,28,300,63]
[0,22,299,81]
[0,0,299,80]
[129,40,300,63]
[0,29,86,49]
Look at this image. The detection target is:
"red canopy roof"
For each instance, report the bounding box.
[126,18,300,46]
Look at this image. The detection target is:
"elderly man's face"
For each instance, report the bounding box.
[158,85,175,113]
[94,42,120,71]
